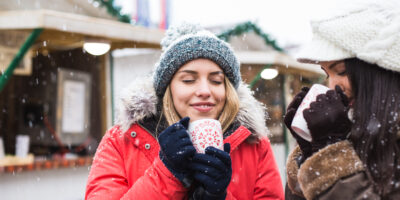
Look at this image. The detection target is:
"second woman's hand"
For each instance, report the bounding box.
[303,86,352,152]
[158,117,196,188]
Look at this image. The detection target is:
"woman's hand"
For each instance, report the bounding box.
[303,86,352,152]
[158,117,196,187]
[190,143,232,200]
[284,87,313,159]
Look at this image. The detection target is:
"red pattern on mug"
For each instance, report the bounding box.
[188,119,223,153]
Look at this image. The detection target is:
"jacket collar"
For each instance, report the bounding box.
[115,76,269,141]
[225,126,252,151]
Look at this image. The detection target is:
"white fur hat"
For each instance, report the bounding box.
[297,0,400,73]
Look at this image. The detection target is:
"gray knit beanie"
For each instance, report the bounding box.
[153,23,241,97]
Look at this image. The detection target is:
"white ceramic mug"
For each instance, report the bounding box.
[187,119,223,153]
[291,84,330,142]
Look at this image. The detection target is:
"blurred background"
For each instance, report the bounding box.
[0,0,344,199]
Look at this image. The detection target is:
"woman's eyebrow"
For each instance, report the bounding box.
[176,70,224,75]
[329,61,343,69]
[210,71,224,75]
[177,70,197,74]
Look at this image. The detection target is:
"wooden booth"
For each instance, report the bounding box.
[0,9,163,173]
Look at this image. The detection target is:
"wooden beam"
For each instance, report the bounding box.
[235,51,324,75]
[0,10,163,49]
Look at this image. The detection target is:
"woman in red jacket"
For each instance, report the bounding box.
[85,23,284,200]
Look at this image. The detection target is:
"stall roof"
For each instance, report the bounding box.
[236,51,324,76]
[215,22,324,76]
[0,9,164,49]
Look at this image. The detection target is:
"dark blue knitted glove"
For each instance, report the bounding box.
[158,117,196,188]
[190,143,232,200]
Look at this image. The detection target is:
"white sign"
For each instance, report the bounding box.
[61,80,86,133]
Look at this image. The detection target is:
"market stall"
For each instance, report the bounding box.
[0,7,163,172]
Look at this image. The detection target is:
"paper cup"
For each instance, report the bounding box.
[188,119,223,153]
[291,84,330,142]
[16,135,30,158]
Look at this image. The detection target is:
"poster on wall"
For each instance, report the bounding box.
[56,68,91,145]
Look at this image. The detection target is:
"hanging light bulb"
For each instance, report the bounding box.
[83,39,111,56]
[260,68,278,80]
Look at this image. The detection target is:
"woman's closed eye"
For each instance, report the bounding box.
[182,79,195,83]
[210,79,223,84]
[209,73,224,85]
[332,62,346,76]
[180,74,196,83]
[338,70,347,76]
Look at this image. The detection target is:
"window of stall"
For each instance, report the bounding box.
[241,64,324,143]
[0,30,107,173]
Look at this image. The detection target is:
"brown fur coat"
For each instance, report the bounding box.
[286,141,365,199]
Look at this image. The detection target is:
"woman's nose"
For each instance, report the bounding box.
[328,79,339,90]
[195,80,211,97]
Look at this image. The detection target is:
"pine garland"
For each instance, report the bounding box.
[94,0,131,23]
[217,21,284,52]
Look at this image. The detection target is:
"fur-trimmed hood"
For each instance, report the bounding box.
[115,76,269,140]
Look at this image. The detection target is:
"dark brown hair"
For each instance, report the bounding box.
[345,58,400,195]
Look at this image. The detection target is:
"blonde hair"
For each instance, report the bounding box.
[163,77,240,133]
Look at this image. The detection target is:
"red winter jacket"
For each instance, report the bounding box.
[85,124,283,200]
[85,77,284,199]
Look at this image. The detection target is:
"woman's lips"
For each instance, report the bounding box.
[191,104,214,112]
